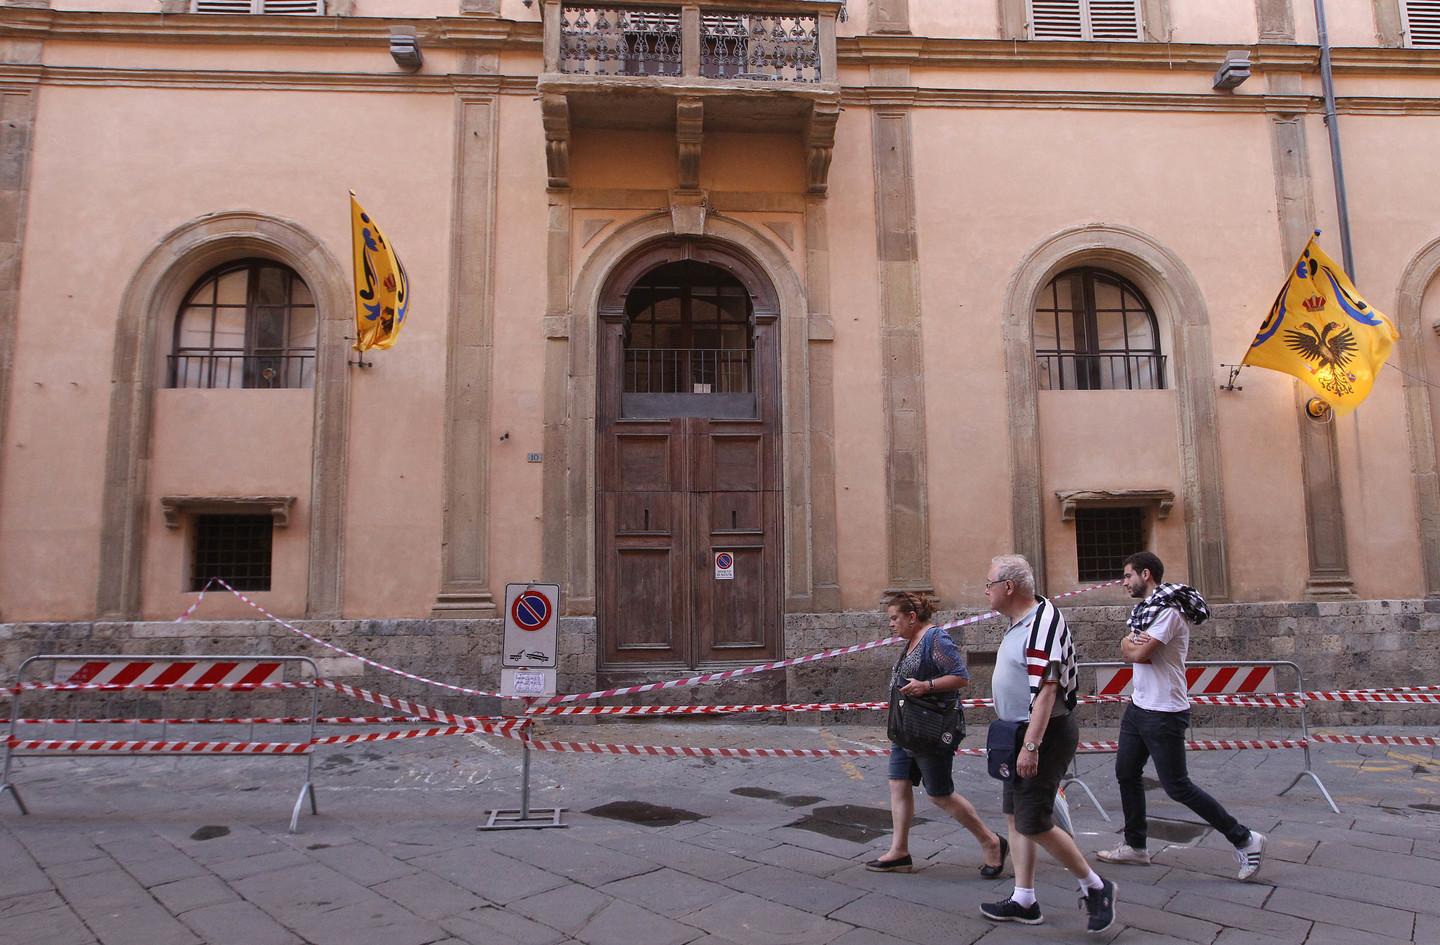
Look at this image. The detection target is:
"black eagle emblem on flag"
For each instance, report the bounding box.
[1284,321,1358,396]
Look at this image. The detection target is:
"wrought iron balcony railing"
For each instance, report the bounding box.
[547,2,834,84]
[1035,352,1167,391]
[169,352,316,390]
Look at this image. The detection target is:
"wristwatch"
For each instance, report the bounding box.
[1023,741,1039,753]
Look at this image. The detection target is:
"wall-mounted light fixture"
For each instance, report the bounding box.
[390,26,423,71]
[1213,50,1251,91]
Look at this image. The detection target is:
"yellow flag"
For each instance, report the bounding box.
[350,193,410,352]
[1242,233,1399,415]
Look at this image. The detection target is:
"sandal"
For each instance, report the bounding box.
[979,836,1009,878]
[864,855,914,873]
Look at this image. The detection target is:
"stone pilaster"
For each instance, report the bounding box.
[869,73,930,593]
[1267,75,1355,599]
[432,96,501,617]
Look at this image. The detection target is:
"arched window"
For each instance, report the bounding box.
[169,260,317,389]
[1033,267,1164,390]
[622,260,754,395]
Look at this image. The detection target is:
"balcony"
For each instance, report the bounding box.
[537,1,842,193]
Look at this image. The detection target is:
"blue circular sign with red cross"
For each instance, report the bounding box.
[511,590,553,632]
[715,552,734,570]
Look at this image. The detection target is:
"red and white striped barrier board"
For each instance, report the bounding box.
[14,715,505,726]
[5,736,311,754]
[57,659,285,689]
[1095,665,1277,698]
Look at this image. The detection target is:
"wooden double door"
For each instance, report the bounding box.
[596,257,782,669]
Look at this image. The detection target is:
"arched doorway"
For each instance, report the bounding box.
[596,239,782,669]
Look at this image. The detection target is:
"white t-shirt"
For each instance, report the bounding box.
[1131,607,1190,712]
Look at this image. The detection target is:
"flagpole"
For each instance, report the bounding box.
[1312,0,1355,277]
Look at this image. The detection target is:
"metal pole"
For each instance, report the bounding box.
[1313,0,1356,276]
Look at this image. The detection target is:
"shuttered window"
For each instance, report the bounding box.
[192,0,325,13]
[1029,0,1142,41]
[1404,1,1440,48]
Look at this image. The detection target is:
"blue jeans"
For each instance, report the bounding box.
[1116,703,1251,850]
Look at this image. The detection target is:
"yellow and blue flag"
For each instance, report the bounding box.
[1243,232,1399,415]
[350,193,409,352]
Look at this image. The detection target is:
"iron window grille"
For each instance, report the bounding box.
[623,260,754,393]
[191,514,273,592]
[1075,506,1144,581]
[1034,267,1165,391]
[192,1,325,13]
[170,260,317,390]
[558,7,683,77]
[1028,0,1142,41]
[1403,1,1440,47]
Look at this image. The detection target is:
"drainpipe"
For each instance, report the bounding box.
[1313,0,1356,276]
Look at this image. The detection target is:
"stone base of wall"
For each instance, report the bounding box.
[3,598,1438,727]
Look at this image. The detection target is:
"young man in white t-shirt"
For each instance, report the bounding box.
[1097,552,1266,881]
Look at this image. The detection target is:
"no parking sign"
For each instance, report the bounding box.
[503,583,560,669]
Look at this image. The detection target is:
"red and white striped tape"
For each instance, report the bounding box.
[174,578,214,622]
[311,725,484,747]
[540,580,1125,704]
[212,578,1119,706]
[1309,732,1440,747]
[14,716,503,726]
[215,579,508,699]
[5,736,312,754]
[527,702,890,716]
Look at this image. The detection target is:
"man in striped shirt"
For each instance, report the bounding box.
[980,555,1116,935]
[1098,551,1266,881]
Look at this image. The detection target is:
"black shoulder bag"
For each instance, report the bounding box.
[886,630,965,756]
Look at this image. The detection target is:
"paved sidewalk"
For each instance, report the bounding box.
[1,721,1438,945]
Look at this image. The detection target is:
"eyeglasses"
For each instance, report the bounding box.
[983,579,1011,590]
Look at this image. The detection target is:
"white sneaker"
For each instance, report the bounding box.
[1096,843,1151,865]
[1235,831,1265,881]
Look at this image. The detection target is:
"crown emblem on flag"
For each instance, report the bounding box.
[1301,296,1326,312]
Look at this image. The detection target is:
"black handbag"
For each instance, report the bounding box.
[887,689,965,755]
[986,718,1026,780]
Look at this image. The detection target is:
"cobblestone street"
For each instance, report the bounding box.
[2,721,1438,945]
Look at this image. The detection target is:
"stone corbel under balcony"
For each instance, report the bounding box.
[1056,488,1174,522]
[162,495,296,530]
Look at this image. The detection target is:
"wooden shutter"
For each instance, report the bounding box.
[1404,0,1440,48]
[1030,0,1084,39]
[192,0,324,12]
[1029,0,1141,41]
[1086,0,1142,40]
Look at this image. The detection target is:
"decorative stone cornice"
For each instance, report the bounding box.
[161,495,296,530]
[1056,489,1175,523]
[0,8,540,50]
[838,36,1440,77]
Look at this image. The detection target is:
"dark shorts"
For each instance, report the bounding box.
[1001,711,1080,835]
[887,743,956,797]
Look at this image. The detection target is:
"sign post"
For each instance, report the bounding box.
[481,583,567,831]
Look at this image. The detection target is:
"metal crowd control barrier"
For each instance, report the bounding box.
[1061,659,1340,819]
[1,654,321,833]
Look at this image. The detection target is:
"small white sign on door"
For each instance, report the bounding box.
[714,551,735,581]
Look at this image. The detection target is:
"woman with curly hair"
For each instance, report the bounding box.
[866,591,1008,877]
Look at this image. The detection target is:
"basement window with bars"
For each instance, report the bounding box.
[191,1,325,14]
[191,514,273,592]
[1075,506,1145,581]
[1028,0,1142,40]
[1404,1,1440,47]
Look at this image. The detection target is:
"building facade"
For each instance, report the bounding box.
[2,0,1439,693]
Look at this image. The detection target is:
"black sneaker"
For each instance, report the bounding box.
[980,898,1043,925]
[1081,877,1117,934]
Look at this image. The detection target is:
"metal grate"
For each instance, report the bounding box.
[192,0,325,12]
[1075,507,1144,581]
[192,515,273,592]
[558,7,683,77]
[699,13,822,82]
[1405,1,1440,47]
